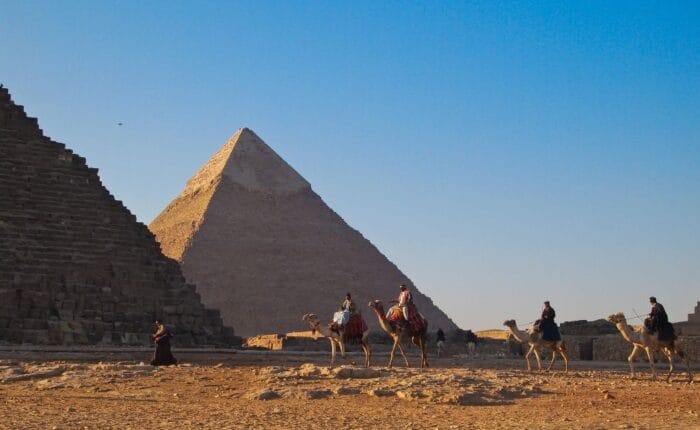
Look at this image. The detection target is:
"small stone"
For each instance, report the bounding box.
[247,389,280,401]
[334,386,360,395]
[65,407,76,413]
[366,388,395,397]
[604,393,615,400]
[304,389,332,400]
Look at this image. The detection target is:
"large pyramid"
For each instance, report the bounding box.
[0,87,235,345]
[150,128,458,336]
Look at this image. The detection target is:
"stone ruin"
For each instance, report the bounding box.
[689,301,700,324]
[0,87,236,346]
[676,300,700,336]
[149,128,458,336]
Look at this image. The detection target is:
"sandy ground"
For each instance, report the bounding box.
[0,350,698,430]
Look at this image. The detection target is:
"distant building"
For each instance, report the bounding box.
[675,301,700,335]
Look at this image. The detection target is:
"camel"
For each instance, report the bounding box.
[301,313,371,367]
[367,300,429,368]
[607,312,692,382]
[503,319,569,372]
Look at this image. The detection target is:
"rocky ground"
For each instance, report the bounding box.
[0,351,697,429]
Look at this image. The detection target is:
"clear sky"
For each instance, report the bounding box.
[2,1,698,330]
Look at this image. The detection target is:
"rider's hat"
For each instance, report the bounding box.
[649,296,657,303]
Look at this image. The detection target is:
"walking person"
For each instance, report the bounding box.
[436,327,446,357]
[150,319,177,366]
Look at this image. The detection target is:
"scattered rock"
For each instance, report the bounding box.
[303,389,332,399]
[366,388,395,397]
[334,386,360,395]
[246,389,281,401]
[334,367,380,379]
[396,390,426,401]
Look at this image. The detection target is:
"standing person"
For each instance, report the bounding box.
[646,296,676,341]
[538,301,561,342]
[436,327,446,357]
[150,319,177,366]
[465,330,478,356]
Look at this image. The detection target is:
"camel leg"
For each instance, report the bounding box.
[662,348,674,383]
[560,348,570,372]
[339,337,347,360]
[388,338,399,368]
[546,349,556,371]
[532,347,543,371]
[674,349,693,383]
[396,342,411,368]
[420,338,429,368]
[329,339,336,367]
[365,341,372,368]
[524,345,535,371]
[643,347,657,381]
[627,345,640,379]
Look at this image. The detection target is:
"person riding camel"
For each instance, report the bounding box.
[342,293,356,314]
[536,301,561,342]
[398,284,414,322]
[333,293,355,327]
[645,296,676,341]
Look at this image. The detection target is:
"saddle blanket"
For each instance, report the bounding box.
[330,313,367,343]
[387,305,426,333]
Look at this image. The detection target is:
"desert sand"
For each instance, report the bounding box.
[1,350,697,430]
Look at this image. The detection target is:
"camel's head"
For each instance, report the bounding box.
[368,300,384,311]
[607,312,626,324]
[503,319,516,328]
[302,313,320,334]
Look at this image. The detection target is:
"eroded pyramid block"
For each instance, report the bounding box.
[150,128,458,335]
[0,87,236,346]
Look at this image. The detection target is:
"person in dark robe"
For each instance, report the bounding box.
[538,301,561,341]
[645,296,676,341]
[150,319,177,366]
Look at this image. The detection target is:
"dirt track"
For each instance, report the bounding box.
[0,350,698,430]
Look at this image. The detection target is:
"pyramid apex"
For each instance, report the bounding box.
[182,128,310,196]
[234,127,261,140]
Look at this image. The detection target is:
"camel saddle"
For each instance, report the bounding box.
[387,305,426,333]
[329,313,367,344]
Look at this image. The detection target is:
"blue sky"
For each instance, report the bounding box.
[2,1,698,330]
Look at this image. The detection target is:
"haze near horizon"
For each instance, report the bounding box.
[1,1,698,331]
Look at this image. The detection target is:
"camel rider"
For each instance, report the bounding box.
[398,284,414,322]
[342,293,356,314]
[646,296,676,341]
[333,293,354,326]
[538,301,561,341]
